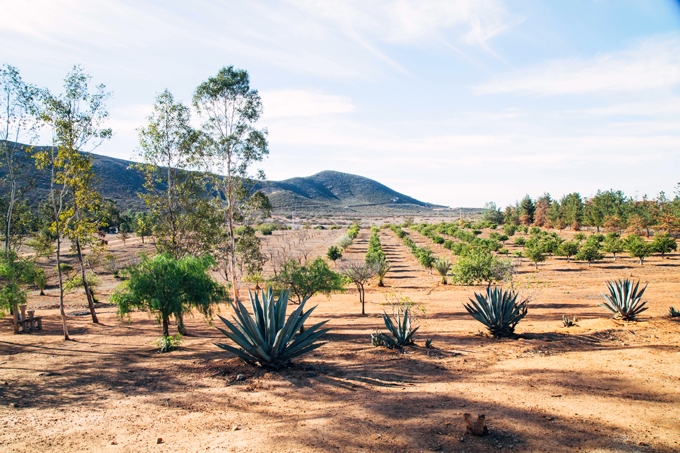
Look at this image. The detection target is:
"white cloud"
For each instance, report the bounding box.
[260,90,354,119]
[288,0,518,47]
[475,34,680,95]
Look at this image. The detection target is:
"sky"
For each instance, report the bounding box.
[2,0,680,208]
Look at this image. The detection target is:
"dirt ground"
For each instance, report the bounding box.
[1,227,680,452]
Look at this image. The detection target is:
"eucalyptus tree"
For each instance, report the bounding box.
[37,66,111,330]
[136,89,222,260]
[1,65,40,254]
[193,66,269,301]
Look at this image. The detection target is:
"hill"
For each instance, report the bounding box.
[0,142,443,214]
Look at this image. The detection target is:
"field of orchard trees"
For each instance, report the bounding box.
[2,63,680,452]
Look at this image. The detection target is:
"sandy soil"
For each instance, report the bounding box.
[1,228,680,452]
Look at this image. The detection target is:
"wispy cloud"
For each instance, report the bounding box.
[475,34,680,95]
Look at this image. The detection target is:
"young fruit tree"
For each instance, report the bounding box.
[341,260,378,315]
[193,66,269,302]
[273,257,345,304]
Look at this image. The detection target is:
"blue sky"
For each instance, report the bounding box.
[2,0,679,207]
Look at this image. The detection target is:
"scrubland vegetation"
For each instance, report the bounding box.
[2,63,680,452]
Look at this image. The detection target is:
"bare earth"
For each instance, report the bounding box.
[1,228,679,452]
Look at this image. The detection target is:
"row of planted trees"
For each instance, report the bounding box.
[483,189,680,235]
[0,63,274,339]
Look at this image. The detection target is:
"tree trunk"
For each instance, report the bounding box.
[177,313,187,335]
[75,237,98,323]
[162,315,170,337]
[359,284,365,315]
[55,235,70,340]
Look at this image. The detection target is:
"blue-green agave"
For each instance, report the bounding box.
[371,308,419,349]
[463,287,528,337]
[215,288,330,368]
[600,279,648,321]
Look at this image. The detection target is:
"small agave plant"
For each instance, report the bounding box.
[215,288,330,368]
[371,308,419,349]
[600,279,648,321]
[463,287,528,337]
[669,306,680,318]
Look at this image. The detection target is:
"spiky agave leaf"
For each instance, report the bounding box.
[215,288,330,367]
[600,278,648,321]
[463,287,528,337]
[380,308,419,347]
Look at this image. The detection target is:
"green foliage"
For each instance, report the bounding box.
[600,278,648,321]
[651,233,677,257]
[575,242,603,266]
[623,234,652,265]
[373,257,392,287]
[111,254,227,336]
[365,232,386,265]
[556,241,580,261]
[452,247,513,286]
[524,243,546,269]
[326,245,342,263]
[64,272,101,302]
[463,287,528,337]
[514,237,526,247]
[371,308,419,349]
[529,226,541,235]
[433,257,451,284]
[481,202,504,224]
[272,257,345,304]
[33,268,47,295]
[155,334,183,353]
[235,226,266,279]
[573,233,587,242]
[136,90,223,260]
[0,251,37,317]
[26,228,56,260]
[347,223,360,239]
[215,288,329,368]
[601,232,624,259]
[502,224,517,237]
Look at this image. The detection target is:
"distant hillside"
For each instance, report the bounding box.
[257,170,437,212]
[1,141,443,214]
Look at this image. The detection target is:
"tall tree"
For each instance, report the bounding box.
[1,65,40,254]
[193,66,269,301]
[136,89,222,259]
[519,195,535,226]
[560,193,584,230]
[38,66,111,329]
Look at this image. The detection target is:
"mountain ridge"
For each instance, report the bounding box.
[1,142,443,214]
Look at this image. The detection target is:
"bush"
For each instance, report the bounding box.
[326,246,342,263]
[452,247,513,286]
[272,257,345,304]
[155,334,183,353]
[111,254,227,336]
[652,233,677,257]
[575,242,604,266]
[502,224,517,237]
[624,234,652,265]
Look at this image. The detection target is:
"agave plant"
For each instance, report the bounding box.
[463,287,528,337]
[372,308,419,349]
[215,288,330,368]
[669,306,680,318]
[600,279,648,321]
[562,315,578,328]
